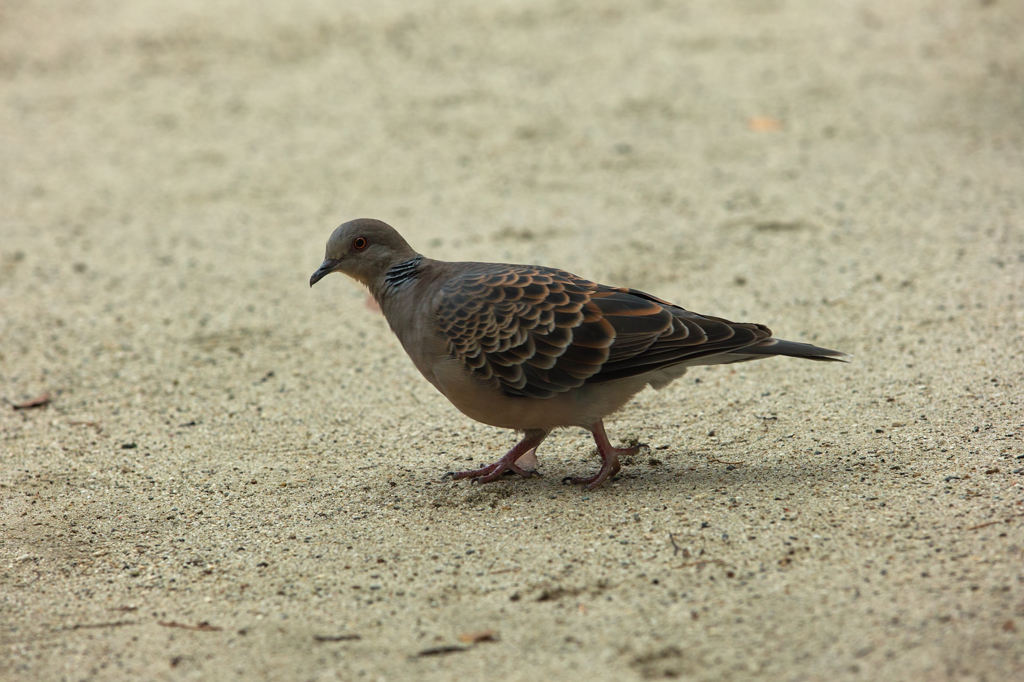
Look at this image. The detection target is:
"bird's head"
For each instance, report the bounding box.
[310,219,418,289]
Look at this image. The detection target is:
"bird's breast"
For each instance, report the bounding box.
[426,355,649,431]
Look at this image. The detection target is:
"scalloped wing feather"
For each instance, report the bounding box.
[435,265,772,398]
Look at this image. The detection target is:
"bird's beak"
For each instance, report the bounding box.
[309,258,340,287]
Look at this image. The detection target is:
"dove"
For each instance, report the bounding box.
[310,219,850,489]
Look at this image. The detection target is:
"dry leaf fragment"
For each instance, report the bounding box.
[314,634,361,642]
[417,645,469,657]
[748,116,783,132]
[11,393,51,410]
[157,620,222,632]
[458,629,499,644]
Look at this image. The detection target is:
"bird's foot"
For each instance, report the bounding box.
[562,420,639,490]
[445,460,537,484]
[443,435,547,486]
[562,445,636,490]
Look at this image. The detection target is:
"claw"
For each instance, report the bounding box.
[560,420,635,489]
[445,430,549,486]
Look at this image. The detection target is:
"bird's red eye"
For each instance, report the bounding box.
[353,237,368,251]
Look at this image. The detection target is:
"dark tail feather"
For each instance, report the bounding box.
[733,338,852,362]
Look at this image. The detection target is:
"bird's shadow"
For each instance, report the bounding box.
[425,453,851,509]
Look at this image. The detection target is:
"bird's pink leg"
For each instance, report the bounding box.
[565,420,638,490]
[445,430,549,484]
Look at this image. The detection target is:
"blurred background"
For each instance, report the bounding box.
[4,0,1020,400]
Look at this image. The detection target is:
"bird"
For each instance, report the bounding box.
[310,218,850,489]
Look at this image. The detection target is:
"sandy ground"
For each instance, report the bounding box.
[2,1,1023,680]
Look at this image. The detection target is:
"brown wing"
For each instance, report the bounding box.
[435,264,771,399]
